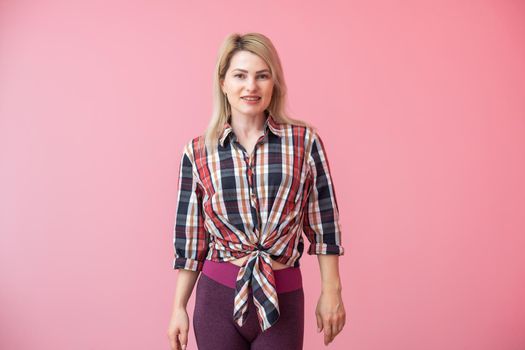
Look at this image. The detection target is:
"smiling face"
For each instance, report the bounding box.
[220,50,274,120]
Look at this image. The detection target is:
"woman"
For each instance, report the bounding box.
[167,32,346,350]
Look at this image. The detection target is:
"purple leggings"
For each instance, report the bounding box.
[193,259,304,349]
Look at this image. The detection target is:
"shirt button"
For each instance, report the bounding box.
[251,193,256,199]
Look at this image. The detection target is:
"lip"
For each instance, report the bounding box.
[241,95,261,98]
[242,97,261,105]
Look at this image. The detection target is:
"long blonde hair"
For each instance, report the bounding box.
[198,32,314,154]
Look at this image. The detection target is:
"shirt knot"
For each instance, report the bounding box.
[233,244,280,332]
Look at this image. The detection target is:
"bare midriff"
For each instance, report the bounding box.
[229,256,290,270]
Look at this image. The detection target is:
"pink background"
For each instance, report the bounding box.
[1,0,524,349]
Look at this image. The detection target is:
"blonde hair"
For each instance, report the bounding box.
[197,32,314,154]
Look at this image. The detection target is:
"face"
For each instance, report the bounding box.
[220,50,274,120]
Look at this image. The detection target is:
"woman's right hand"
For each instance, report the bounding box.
[167,306,190,350]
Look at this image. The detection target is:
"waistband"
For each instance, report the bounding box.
[201,259,303,293]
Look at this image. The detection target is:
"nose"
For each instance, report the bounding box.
[245,76,258,92]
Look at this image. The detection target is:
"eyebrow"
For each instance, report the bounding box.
[232,69,271,74]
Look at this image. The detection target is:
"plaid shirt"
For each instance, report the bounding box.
[173,112,344,332]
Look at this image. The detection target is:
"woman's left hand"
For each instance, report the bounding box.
[315,289,346,345]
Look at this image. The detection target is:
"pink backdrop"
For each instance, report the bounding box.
[1,0,524,349]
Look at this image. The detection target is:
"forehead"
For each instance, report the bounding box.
[228,50,269,71]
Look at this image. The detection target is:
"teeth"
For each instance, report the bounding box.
[242,97,260,100]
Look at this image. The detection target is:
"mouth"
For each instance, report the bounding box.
[241,96,261,101]
[241,96,261,104]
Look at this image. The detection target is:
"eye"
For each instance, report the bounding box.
[258,74,270,79]
[234,73,245,78]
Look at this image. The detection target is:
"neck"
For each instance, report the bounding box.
[230,112,267,138]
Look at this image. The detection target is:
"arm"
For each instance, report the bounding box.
[172,270,200,309]
[302,130,346,346]
[317,255,345,346]
[168,270,200,350]
[318,255,342,293]
[168,141,209,350]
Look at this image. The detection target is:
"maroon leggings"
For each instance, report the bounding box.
[193,260,304,350]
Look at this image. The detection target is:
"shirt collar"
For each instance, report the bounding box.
[219,112,284,147]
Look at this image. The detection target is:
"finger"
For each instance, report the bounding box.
[168,329,179,350]
[328,319,339,343]
[331,322,339,341]
[316,312,323,333]
[337,315,346,333]
[332,317,343,337]
[179,329,188,350]
[323,319,332,345]
[336,321,344,334]
[174,336,181,350]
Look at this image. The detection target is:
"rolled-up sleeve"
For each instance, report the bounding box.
[172,142,209,271]
[302,131,345,256]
